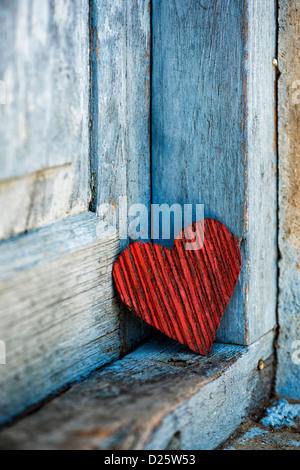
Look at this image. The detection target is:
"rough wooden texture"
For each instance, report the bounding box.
[113,219,242,355]
[276,0,300,400]
[0,213,150,426]
[0,165,87,242]
[0,331,274,450]
[0,0,90,238]
[90,0,151,250]
[152,0,277,345]
[89,0,153,359]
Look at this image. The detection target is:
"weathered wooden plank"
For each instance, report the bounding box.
[0,0,89,179]
[0,213,150,425]
[0,165,87,242]
[0,331,274,450]
[246,0,278,347]
[90,0,151,249]
[152,0,277,345]
[0,0,90,232]
[276,0,300,400]
[89,0,153,356]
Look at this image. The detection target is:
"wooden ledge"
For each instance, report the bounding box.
[0,331,275,450]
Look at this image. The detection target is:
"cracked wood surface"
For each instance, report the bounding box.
[0,332,274,450]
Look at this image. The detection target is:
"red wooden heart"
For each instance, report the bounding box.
[113,219,242,356]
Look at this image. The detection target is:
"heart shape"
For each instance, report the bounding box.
[113,219,241,356]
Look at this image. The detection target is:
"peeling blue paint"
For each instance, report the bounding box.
[241,427,268,441]
[261,399,300,429]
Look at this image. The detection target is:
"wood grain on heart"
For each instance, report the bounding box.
[113,219,242,356]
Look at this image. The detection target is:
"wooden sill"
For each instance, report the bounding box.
[0,331,274,450]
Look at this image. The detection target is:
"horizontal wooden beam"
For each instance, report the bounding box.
[0,331,275,450]
[0,212,151,425]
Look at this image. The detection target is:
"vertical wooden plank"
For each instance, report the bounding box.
[90,0,151,247]
[152,0,277,345]
[90,0,152,348]
[246,0,278,344]
[0,0,90,237]
[0,1,153,424]
[277,0,300,400]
